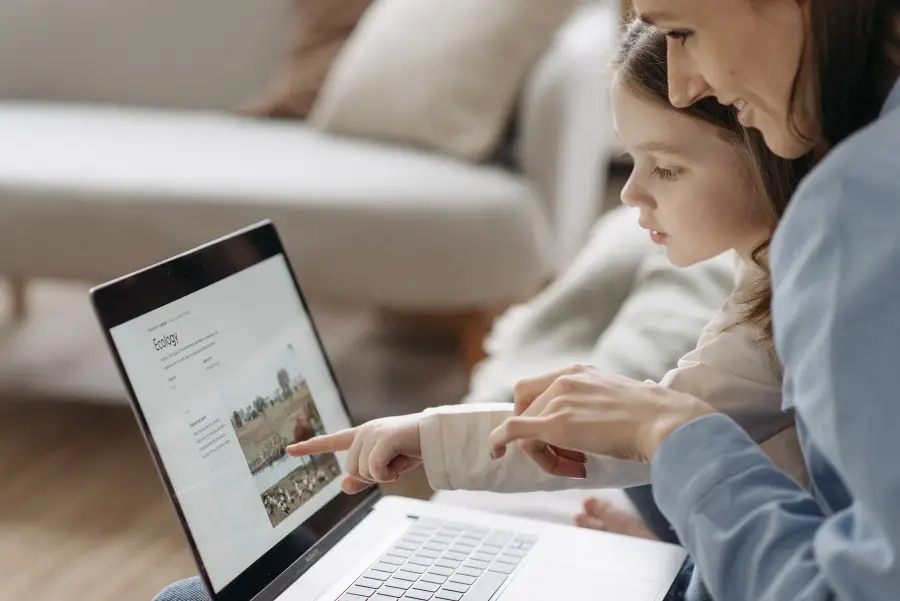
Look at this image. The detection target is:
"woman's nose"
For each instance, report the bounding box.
[666,44,712,108]
[669,72,713,108]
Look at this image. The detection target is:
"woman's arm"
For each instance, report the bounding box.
[650,162,900,601]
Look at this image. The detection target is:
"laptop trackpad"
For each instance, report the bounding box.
[499,543,669,600]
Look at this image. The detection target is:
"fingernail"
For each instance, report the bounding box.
[490,448,504,460]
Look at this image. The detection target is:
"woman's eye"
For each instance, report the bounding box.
[666,30,692,45]
[652,166,679,182]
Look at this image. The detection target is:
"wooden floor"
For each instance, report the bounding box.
[0,401,198,601]
[0,401,434,601]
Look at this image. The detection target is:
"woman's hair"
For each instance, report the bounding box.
[613,20,812,343]
[792,0,900,158]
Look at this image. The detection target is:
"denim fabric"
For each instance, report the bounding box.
[624,484,679,545]
[152,577,210,601]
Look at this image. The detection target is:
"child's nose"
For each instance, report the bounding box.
[620,178,652,209]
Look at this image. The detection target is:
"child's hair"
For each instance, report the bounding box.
[612,20,813,344]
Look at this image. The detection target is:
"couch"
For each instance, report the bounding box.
[0,0,621,365]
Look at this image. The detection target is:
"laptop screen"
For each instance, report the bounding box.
[94,224,369,600]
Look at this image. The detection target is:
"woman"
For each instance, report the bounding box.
[490,1,900,599]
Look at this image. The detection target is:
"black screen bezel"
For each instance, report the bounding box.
[90,220,379,601]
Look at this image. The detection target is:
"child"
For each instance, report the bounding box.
[287,21,810,521]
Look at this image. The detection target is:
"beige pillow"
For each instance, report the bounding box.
[309,0,579,162]
[241,0,373,119]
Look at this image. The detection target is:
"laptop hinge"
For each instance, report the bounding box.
[252,492,381,601]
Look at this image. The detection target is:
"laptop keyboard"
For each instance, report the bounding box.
[339,518,537,601]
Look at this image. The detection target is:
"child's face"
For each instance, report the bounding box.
[612,77,771,267]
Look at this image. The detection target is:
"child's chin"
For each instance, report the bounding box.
[665,248,698,268]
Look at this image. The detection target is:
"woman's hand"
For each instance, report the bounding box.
[491,365,715,473]
[286,413,423,494]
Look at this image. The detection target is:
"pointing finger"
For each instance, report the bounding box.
[286,428,356,456]
[489,416,547,459]
[513,365,589,416]
[513,370,564,416]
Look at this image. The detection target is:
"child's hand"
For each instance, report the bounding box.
[286,414,423,494]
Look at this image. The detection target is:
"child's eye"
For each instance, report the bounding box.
[652,166,679,182]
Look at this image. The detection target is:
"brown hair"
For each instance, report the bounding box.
[789,0,900,158]
[613,20,813,342]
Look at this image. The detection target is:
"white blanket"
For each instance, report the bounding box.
[464,205,735,405]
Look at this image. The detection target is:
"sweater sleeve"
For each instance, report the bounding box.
[419,403,649,492]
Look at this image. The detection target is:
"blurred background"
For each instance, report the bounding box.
[0,1,634,599]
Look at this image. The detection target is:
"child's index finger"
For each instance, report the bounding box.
[286,428,356,456]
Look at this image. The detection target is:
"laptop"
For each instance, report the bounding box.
[90,221,687,601]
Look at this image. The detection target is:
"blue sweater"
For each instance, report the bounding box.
[651,76,900,601]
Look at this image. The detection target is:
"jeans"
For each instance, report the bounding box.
[627,485,710,601]
[624,484,680,545]
[152,577,210,601]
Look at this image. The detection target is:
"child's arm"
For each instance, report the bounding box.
[287,404,651,495]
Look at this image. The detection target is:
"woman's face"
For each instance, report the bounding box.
[613,77,770,267]
[633,0,814,159]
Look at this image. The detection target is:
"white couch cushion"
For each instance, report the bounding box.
[310,0,578,162]
[0,103,554,308]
